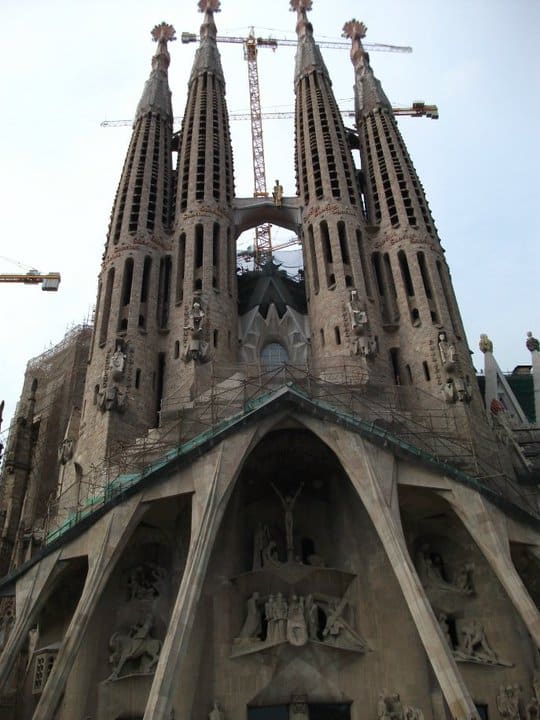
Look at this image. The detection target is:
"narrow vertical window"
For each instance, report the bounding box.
[157,255,172,329]
[337,222,350,264]
[423,361,431,381]
[397,251,414,297]
[176,233,186,303]
[212,222,220,289]
[99,267,115,345]
[390,348,401,385]
[308,225,319,294]
[334,326,341,345]
[155,353,166,426]
[195,224,204,268]
[139,256,152,329]
[356,229,372,296]
[321,221,333,263]
[320,328,325,347]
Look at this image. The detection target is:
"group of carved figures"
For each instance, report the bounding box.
[98,340,129,414]
[496,676,540,720]
[108,613,161,680]
[235,591,365,652]
[378,692,424,720]
[415,544,506,666]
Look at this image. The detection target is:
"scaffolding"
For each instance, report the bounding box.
[43,362,540,545]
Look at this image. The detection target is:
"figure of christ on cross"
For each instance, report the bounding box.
[269,480,304,563]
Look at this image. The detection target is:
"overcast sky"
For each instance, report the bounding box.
[0,0,538,439]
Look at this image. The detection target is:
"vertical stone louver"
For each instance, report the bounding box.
[292,1,388,382]
[167,0,237,403]
[76,24,176,479]
[346,19,479,404]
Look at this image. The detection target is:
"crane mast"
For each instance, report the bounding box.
[245,29,273,267]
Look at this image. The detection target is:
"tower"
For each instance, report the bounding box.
[0,3,538,720]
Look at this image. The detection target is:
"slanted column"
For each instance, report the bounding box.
[0,550,62,692]
[331,430,479,720]
[526,332,540,423]
[443,483,540,648]
[32,498,143,720]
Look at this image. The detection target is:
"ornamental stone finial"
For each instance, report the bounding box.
[342,19,367,41]
[479,334,493,354]
[151,22,176,44]
[526,331,540,353]
[290,0,313,12]
[198,0,221,12]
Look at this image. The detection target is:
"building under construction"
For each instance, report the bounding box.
[0,2,539,719]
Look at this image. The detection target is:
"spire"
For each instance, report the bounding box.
[290,0,329,82]
[342,19,392,114]
[190,0,225,82]
[135,22,176,121]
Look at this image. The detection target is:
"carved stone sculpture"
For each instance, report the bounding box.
[438,331,457,371]
[497,685,522,720]
[479,333,494,354]
[110,346,126,381]
[236,592,262,643]
[416,544,474,595]
[57,438,74,465]
[290,696,309,720]
[322,596,366,651]
[108,614,161,679]
[526,331,540,353]
[347,290,377,357]
[126,563,166,601]
[455,619,498,664]
[209,701,225,720]
[269,480,304,563]
[378,693,423,720]
[287,595,308,646]
[265,593,288,644]
[184,297,209,362]
[98,385,126,413]
[272,179,283,206]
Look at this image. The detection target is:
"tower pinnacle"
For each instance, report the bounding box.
[290,0,313,40]
[150,22,176,73]
[198,0,221,40]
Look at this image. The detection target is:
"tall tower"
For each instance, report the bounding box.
[77,23,176,476]
[166,0,237,405]
[345,19,477,406]
[292,0,388,383]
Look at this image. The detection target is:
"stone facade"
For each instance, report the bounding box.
[0,3,538,720]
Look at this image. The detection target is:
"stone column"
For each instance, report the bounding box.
[32,497,143,720]
[331,430,479,720]
[443,483,540,648]
[143,425,258,720]
[0,550,61,692]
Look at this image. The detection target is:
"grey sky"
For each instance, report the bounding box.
[0,0,538,438]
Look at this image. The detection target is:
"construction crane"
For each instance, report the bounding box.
[228,102,439,122]
[0,257,61,291]
[181,29,412,267]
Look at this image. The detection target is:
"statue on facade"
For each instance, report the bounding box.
[184,297,209,362]
[455,619,498,663]
[265,593,288,644]
[347,290,377,357]
[526,673,540,720]
[98,384,126,413]
[269,480,304,562]
[322,596,366,651]
[57,438,74,465]
[497,685,522,720]
[437,331,457,371]
[377,692,405,720]
[415,544,474,595]
[526,332,540,353]
[479,334,494,354]
[209,701,225,720]
[236,592,262,643]
[126,563,166,601]
[272,179,283,206]
[287,595,308,646]
[108,614,161,679]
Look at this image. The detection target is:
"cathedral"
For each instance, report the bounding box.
[0,1,538,719]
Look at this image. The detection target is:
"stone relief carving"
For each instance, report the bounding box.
[437,331,457,371]
[454,619,499,664]
[108,614,162,680]
[97,384,127,414]
[415,543,474,595]
[209,701,225,720]
[526,672,540,720]
[110,344,127,381]
[269,481,304,563]
[184,296,210,363]
[272,179,284,206]
[345,290,378,358]
[126,563,167,601]
[497,685,522,720]
[57,438,74,465]
[233,591,366,653]
[377,692,424,720]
